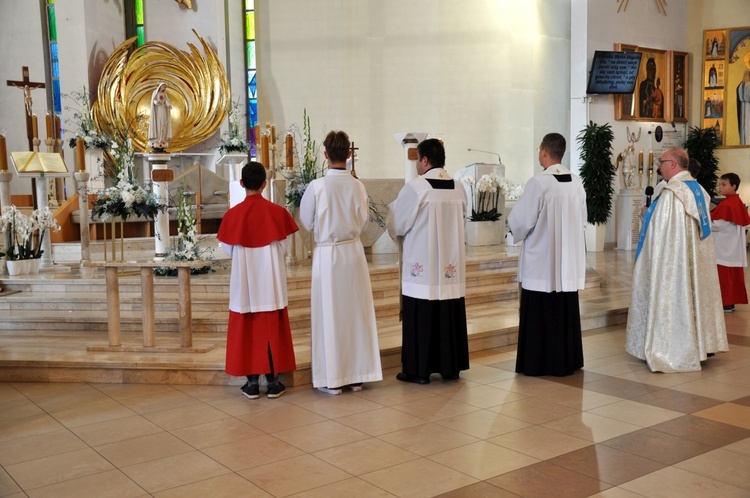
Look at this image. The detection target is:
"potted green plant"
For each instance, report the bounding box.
[576,121,615,251]
[684,125,720,197]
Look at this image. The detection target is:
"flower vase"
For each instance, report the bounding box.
[465,220,504,246]
[6,260,26,276]
[85,148,105,191]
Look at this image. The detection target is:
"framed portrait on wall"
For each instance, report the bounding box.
[614,43,638,120]
[726,27,750,147]
[668,51,689,123]
[635,47,667,122]
[704,60,725,89]
[704,30,727,61]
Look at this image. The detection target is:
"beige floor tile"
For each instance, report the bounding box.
[239,454,350,496]
[447,384,526,409]
[436,409,532,439]
[50,399,137,428]
[170,417,264,449]
[152,473,273,498]
[0,413,66,443]
[24,469,146,498]
[71,414,163,446]
[121,450,231,493]
[330,382,432,407]
[670,378,750,402]
[531,386,623,411]
[143,402,231,430]
[94,431,194,467]
[296,394,383,419]
[360,458,477,497]
[378,422,479,456]
[239,404,327,433]
[0,429,87,466]
[433,481,519,497]
[0,398,45,424]
[5,448,114,490]
[93,383,180,400]
[675,447,750,490]
[490,376,570,396]
[620,466,748,497]
[29,386,113,413]
[208,394,294,417]
[391,395,480,422]
[314,438,420,475]
[542,412,641,443]
[274,419,370,453]
[587,489,647,498]
[0,466,23,496]
[287,476,396,497]
[0,383,24,402]
[588,399,684,427]
[201,434,304,472]
[724,437,750,457]
[335,407,426,436]
[487,397,581,424]
[616,368,705,388]
[116,390,204,415]
[489,425,593,460]
[172,384,240,402]
[453,365,518,384]
[486,460,609,497]
[693,402,750,430]
[429,440,539,480]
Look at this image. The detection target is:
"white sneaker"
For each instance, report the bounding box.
[349,383,364,392]
[317,387,342,395]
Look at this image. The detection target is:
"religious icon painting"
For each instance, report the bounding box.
[614,43,638,121]
[704,60,726,89]
[726,27,750,147]
[668,51,689,123]
[635,47,667,122]
[704,30,727,61]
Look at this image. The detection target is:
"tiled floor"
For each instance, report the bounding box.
[2,250,750,497]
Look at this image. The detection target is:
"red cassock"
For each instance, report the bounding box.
[711,194,750,306]
[217,194,298,376]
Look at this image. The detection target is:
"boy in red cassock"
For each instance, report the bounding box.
[711,172,750,312]
[217,161,298,398]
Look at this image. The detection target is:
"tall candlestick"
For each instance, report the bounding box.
[270,125,276,144]
[0,134,7,171]
[32,114,38,139]
[260,133,269,168]
[46,113,53,138]
[76,138,86,171]
[54,115,61,139]
[638,151,643,172]
[285,134,294,169]
[254,124,261,156]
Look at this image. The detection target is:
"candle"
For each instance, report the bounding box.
[638,151,643,172]
[0,134,7,171]
[285,133,294,169]
[270,125,276,144]
[46,113,53,138]
[76,138,86,171]
[32,114,38,139]
[54,115,61,139]
[260,133,269,169]
[254,124,261,155]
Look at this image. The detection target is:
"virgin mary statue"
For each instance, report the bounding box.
[148,83,172,151]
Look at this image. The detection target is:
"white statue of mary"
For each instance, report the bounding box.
[148,83,172,151]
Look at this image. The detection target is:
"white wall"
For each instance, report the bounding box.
[257,0,571,183]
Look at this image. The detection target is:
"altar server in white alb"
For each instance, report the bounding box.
[387,138,469,384]
[299,130,382,395]
[626,147,728,372]
[508,132,587,376]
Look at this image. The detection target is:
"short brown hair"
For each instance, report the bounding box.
[323,131,350,163]
[540,133,566,162]
[721,172,741,189]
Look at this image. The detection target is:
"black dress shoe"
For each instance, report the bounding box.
[396,372,430,384]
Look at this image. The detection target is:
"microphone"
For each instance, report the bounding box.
[645,186,654,207]
[467,148,502,164]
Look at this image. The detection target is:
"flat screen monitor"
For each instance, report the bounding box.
[586,51,643,94]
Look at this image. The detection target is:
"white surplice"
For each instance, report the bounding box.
[626,171,728,372]
[221,241,290,313]
[299,169,382,388]
[386,168,467,300]
[507,164,587,293]
[712,219,748,267]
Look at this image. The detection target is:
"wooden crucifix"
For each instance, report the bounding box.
[7,66,46,151]
[350,141,359,179]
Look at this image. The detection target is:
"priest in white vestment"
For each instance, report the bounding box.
[299,131,382,395]
[387,138,469,384]
[508,133,587,376]
[626,147,728,372]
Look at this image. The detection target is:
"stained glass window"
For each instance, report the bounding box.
[245,0,258,157]
[45,1,61,115]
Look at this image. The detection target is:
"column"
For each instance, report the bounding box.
[147,153,172,260]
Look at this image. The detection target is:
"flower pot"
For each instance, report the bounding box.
[28,258,41,274]
[6,260,30,276]
[465,220,504,246]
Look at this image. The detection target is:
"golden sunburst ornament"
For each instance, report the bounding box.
[617,0,667,16]
[93,30,230,153]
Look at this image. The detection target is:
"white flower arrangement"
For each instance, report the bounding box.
[0,205,60,260]
[64,87,113,151]
[285,109,326,208]
[460,174,525,221]
[218,99,250,154]
[498,177,525,201]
